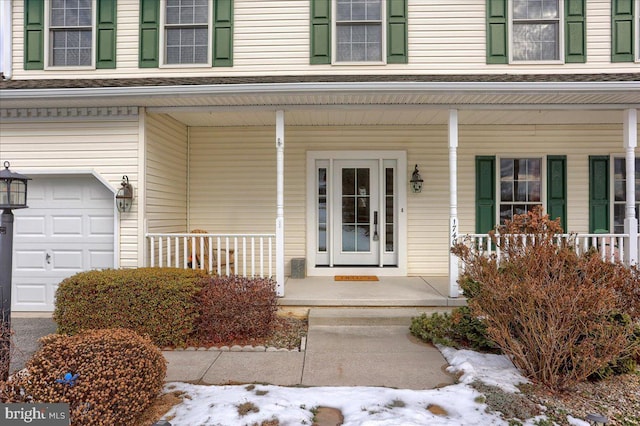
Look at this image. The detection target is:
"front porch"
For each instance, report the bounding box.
[278,276,467,308]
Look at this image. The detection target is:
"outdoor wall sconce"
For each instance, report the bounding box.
[116,175,134,213]
[410,164,424,193]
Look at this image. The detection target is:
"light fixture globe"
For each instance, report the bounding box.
[409,164,424,193]
[116,175,134,213]
[0,161,30,210]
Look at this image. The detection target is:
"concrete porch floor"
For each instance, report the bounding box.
[278,276,466,308]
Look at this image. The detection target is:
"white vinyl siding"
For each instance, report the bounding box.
[0,114,140,268]
[10,0,639,79]
[145,113,188,233]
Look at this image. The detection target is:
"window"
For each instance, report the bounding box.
[499,158,542,224]
[476,156,565,234]
[164,0,209,64]
[139,0,232,68]
[335,0,382,62]
[310,0,407,65]
[49,0,93,66]
[613,157,640,233]
[486,0,585,64]
[24,0,115,70]
[512,0,560,61]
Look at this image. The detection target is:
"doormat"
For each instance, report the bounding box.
[334,275,379,281]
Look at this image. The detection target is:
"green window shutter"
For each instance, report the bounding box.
[564,0,585,63]
[310,0,331,64]
[476,156,496,234]
[589,156,610,233]
[387,0,407,64]
[24,0,44,70]
[96,0,117,69]
[486,0,508,64]
[213,0,233,67]
[547,155,567,232]
[139,0,159,68]
[612,0,634,62]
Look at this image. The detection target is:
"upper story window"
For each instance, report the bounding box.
[511,0,560,61]
[335,0,383,62]
[486,0,585,64]
[24,0,116,70]
[49,0,93,67]
[164,0,209,65]
[310,0,407,65]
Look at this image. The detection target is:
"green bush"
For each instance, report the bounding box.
[54,268,209,347]
[451,207,640,390]
[410,307,498,352]
[196,275,278,344]
[2,328,166,425]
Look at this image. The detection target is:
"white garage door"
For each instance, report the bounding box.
[12,175,115,311]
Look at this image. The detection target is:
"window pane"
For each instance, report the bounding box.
[513,0,558,19]
[357,225,370,251]
[501,182,513,202]
[499,157,541,224]
[318,168,327,252]
[342,197,355,223]
[342,168,355,195]
[165,28,208,64]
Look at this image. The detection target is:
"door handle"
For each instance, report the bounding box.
[46,253,51,264]
[373,211,379,241]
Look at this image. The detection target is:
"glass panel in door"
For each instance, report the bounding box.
[333,160,379,265]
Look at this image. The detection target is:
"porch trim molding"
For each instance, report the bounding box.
[623,108,638,265]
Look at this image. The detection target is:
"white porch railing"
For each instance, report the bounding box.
[146,232,275,278]
[457,233,630,265]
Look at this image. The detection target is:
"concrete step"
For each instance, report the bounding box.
[307,307,455,327]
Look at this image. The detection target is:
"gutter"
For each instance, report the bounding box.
[1,81,639,102]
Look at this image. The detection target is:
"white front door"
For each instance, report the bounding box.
[311,152,403,270]
[12,175,115,311]
[332,160,380,265]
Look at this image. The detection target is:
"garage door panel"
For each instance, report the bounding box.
[89,216,114,236]
[12,175,115,311]
[90,250,115,269]
[51,250,84,270]
[14,250,46,271]
[14,283,48,305]
[52,183,83,201]
[52,215,83,236]
[14,216,46,236]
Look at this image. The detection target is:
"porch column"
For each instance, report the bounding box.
[275,110,285,296]
[623,108,638,266]
[448,109,460,298]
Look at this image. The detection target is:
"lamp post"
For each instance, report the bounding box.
[0,161,30,380]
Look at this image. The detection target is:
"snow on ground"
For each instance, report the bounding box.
[160,347,550,426]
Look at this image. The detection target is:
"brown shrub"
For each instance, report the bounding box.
[196,275,278,344]
[3,328,166,425]
[452,207,640,390]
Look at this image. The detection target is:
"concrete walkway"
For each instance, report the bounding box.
[10,309,455,390]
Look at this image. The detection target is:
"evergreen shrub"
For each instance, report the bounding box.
[54,268,209,347]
